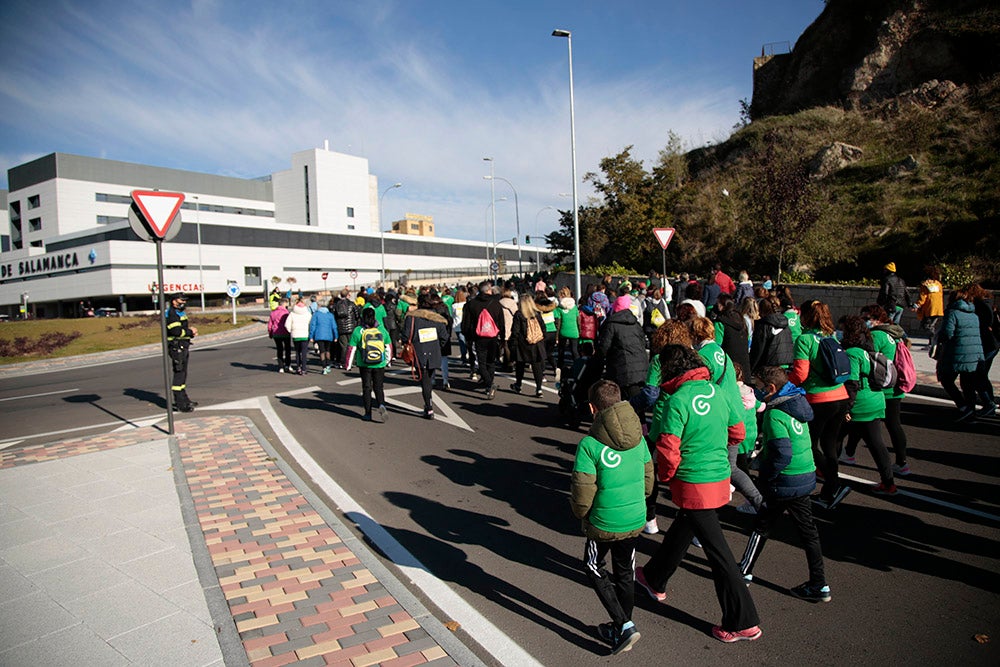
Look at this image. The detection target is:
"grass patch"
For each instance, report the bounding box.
[0,315,258,365]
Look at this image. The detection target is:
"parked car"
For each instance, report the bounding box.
[94,307,118,317]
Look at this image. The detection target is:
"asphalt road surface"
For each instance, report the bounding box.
[2,336,998,666]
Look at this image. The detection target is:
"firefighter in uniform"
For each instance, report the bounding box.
[166,292,198,412]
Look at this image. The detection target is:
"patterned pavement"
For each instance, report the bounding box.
[1,417,472,667]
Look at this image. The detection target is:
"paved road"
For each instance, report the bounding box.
[2,335,998,665]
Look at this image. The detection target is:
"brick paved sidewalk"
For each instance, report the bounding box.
[1,417,480,667]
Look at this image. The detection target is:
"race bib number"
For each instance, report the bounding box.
[542,312,555,324]
[418,327,438,343]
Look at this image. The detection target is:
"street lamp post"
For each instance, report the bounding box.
[552,28,583,301]
[194,196,205,311]
[483,157,496,282]
[379,183,403,285]
[483,175,521,276]
[534,205,556,272]
[484,197,507,270]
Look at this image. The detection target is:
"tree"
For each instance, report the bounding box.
[741,134,821,277]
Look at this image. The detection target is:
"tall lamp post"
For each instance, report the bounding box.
[552,28,582,301]
[194,196,205,311]
[483,175,520,275]
[483,157,497,282]
[379,183,403,285]
[484,197,507,269]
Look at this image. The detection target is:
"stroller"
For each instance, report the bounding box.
[558,342,603,429]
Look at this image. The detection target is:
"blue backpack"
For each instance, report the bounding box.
[817,336,851,384]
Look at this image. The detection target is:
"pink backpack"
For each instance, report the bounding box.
[894,339,917,393]
[475,307,500,338]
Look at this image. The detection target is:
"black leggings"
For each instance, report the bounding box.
[810,399,849,501]
[844,420,894,486]
[883,398,908,465]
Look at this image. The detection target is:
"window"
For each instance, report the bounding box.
[97,215,128,225]
[244,266,262,287]
[29,218,41,232]
[30,240,43,248]
[347,224,355,230]
[410,223,419,231]
[27,195,40,209]
[95,193,132,204]
[346,207,355,218]
[10,201,20,223]
[303,166,311,226]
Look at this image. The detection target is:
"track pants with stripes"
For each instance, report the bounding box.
[584,536,637,629]
[739,494,826,587]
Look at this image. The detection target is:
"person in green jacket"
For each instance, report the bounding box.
[636,345,762,644]
[838,316,896,495]
[554,287,581,376]
[571,380,653,655]
[346,307,391,422]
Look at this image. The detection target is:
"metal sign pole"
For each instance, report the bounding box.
[662,248,667,290]
[231,296,237,325]
[156,239,175,435]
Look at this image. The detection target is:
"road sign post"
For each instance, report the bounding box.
[130,190,184,434]
[226,282,241,325]
[321,272,328,291]
[653,228,676,288]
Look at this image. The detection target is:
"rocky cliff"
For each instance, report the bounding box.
[751,0,1000,118]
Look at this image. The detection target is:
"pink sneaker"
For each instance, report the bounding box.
[711,625,762,643]
[634,566,666,603]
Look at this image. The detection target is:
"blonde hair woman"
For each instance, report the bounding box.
[509,294,548,397]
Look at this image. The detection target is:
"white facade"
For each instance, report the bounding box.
[0,149,547,317]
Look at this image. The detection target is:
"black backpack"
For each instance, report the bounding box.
[817,336,851,384]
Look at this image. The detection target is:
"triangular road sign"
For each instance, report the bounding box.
[653,227,675,249]
[131,190,185,239]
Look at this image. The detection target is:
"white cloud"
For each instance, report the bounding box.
[1,1,740,244]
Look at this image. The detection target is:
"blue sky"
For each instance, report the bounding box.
[0,0,825,243]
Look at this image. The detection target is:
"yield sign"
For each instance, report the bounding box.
[653,227,675,249]
[131,190,185,239]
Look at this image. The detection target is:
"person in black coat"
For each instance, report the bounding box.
[461,281,507,398]
[750,298,794,373]
[403,293,450,419]
[713,294,751,381]
[598,296,649,402]
[509,294,548,397]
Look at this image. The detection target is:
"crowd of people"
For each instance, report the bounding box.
[257,264,996,654]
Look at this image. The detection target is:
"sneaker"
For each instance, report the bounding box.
[691,536,702,548]
[442,382,451,391]
[643,519,659,535]
[486,386,496,400]
[872,482,898,496]
[839,452,857,465]
[743,573,753,586]
[736,501,758,515]
[510,383,522,394]
[376,405,388,423]
[634,566,666,603]
[790,582,832,603]
[977,402,997,418]
[597,622,616,646]
[278,366,285,373]
[471,373,480,382]
[893,462,911,476]
[322,366,331,375]
[828,485,852,510]
[711,625,762,643]
[956,406,975,423]
[361,413,372,422]
[611,624,640,655]
[534,389,544,398]
[423,409,434,420]
[811,495,831,510]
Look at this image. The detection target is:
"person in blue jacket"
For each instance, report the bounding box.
[308,298,339,374]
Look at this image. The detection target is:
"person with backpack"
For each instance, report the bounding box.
[536,289,560,376]
[598,296,649,405]
[402,293,450,419]
[461,280,506,399]
[838,316,897,495]
[509,293,548,397]
[788,300,852,510]
[642,288,670,346]
[912,265,945,342]
[346,306,391,422]
[877,262,914,326]
[554,287,581,375]
[860,304,913,475]
[712,294,751,381]
[333,289,359,370]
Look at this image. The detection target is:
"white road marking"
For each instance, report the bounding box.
[838,471,1000,522]
[0,414,168,445]
[275,386,322,397]
[254,396,541,666]
[378,386,475,432]
[905,394,959,405]
[0,388,79,402]
[0,440,25,451]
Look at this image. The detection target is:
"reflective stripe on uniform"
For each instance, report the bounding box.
[172,384,186,391]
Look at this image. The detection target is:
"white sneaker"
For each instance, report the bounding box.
[893,462,911,476]
[691,537,702,548]
[643,519,659,535]
[278,367,285,373]
[736,501,758,515]
[839,452,857,465]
